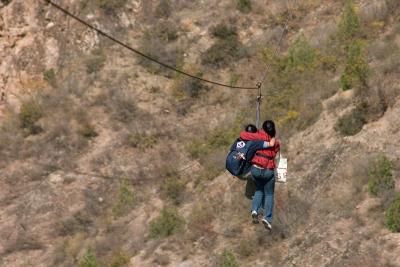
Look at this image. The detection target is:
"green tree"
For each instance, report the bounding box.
[338,0,361,42]
[368,155,394,196]
[149,207,185,238]
[340,40,369,90]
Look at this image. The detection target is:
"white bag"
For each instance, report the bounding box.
[275,152,288,183]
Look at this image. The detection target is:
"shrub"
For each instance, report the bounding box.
[283,34,317,71]
[19,100,43,134]
[149,207,185,238]
[139,31,183,75]
[368,155,394,196]
[173,72,209,99]
[112,177,135,218]
[43,68,56,87]
[211,24,238,39]
[80,248,98,267]
[387,194,400,232]
[57,211,92,236]
[161,175,186,205]
[218,249,239,267]
[155,0,171,18]
[149,20,179,42]
[78,122,98,138]
[340,41,369,90]
[108,252,130,267]
[98,0,127,13]
[335,104,367,136]
[85,48,106,74]
[338,0,362,42]
[202,24,247,68]
[126,132,157,149]
[236,0,252,13]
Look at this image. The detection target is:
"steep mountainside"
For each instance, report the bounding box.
[1,0,400,266]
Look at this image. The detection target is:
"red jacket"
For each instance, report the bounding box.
[240,130,280,169]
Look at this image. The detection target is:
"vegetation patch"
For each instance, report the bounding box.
[80,247,98,267]
[368,155,394,196]
[340,41,369,90]
[161,174,186,205]
[202,23,247,68]
[218,249,239,267]
[19,99,43,135]
[335,104,367,136]
[97,0,127,13]
[149,207,185,238]
[155,0,171,18]
[85,48,106,74]
[387,193,400,232]
[112,177,135,218]
[43,68,56,87]
[337,0,362,43]
[236,0,252,13]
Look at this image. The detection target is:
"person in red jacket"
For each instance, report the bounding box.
[240,120,280,230]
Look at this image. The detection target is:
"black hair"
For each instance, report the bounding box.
[262,120,276,137]
[245,124,258,133]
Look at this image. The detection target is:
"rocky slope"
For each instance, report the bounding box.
[1,0,399,266]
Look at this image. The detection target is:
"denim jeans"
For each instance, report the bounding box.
[250,166,275,223]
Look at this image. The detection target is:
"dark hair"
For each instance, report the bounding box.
[262,120,276,137]
[245,124,257,133]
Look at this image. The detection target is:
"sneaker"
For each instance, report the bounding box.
[251,211,259,224]
[261,218,272,230]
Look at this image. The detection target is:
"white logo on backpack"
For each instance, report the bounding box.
[236,141,246,149]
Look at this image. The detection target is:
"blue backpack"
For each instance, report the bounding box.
[226,139,265,178]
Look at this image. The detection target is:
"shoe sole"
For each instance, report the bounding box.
[262,220,272,231]
[252,213,259,224]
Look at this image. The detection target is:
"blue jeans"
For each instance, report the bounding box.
[251,166,275,223]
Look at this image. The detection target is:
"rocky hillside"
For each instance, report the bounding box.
[1,0,400,266]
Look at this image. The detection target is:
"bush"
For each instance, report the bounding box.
[43,68,56,87]
[335,103,367,136]
[284,33,317,71]
[112,177,135,218]
[338,0,362,42]
[80,248,98,267]
[202,24,247,68]
[236,0,252,13]
[387,194,400,232]
[149,21,179,43]
[340,41,369,90]
[368,155,394,196]
[211,24,238,39]
[85,48,106,74]
[57,211,92,236]
[173,72,209,99]
[98,0,127,13]
[139,31,183,76]
[149,207,185,238]
[155,0,171,18]
[126,132,157,149]
[19,100,43,134]
[218,249,239,267]
[161,175,186,205]
[78,122,98,138]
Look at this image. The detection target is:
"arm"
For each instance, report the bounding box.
[240,131,266,141]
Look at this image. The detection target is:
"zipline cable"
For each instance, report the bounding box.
[255,6,293,128]
[43,0,259,90]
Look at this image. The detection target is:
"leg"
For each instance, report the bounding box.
[264,173,275,223]
[250,167,266,213]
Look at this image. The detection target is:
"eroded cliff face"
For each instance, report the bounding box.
[1,0,400,266]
